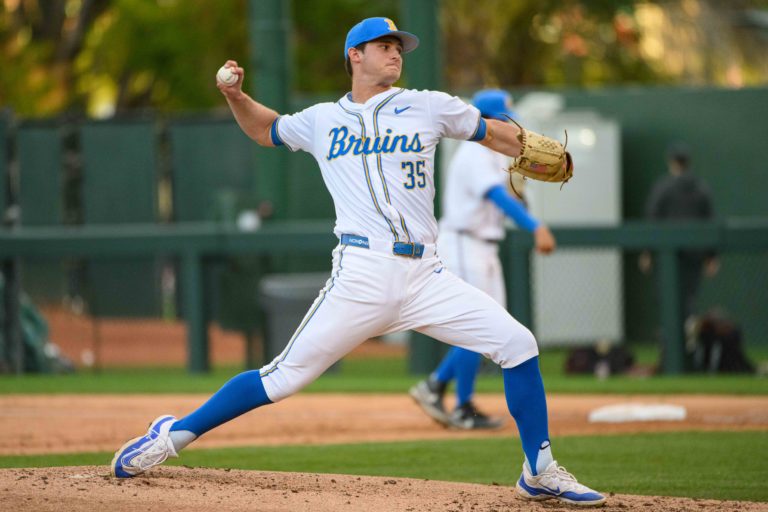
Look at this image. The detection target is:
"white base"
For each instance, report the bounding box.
[588,403,687,423]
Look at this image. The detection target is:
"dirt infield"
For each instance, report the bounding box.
[1,393,767,511]
[2,393,767,455]
[4,466,768,512]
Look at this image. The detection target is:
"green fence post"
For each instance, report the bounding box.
[0,110,6,217]
[182,252,208,373]
[2,258,23,374]
[0,111,5,370]
[1,112,24,373]
[401,0,446,374]
[658,249,684,374]
[505,231,533,328]
[249,0,291,218]
[400,0,442,85]
[400,0,442,217]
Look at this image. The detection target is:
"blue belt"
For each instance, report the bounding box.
[340,234,425,259]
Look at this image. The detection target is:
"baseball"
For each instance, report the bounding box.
[216,65,237,86]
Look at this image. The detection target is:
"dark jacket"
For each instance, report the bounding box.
[646,173,713,221]
[645,171,715,262]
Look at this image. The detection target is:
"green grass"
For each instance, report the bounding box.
[0,344,766,394]
[1,431,766,502]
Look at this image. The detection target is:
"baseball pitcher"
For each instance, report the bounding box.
[111,17,604,507]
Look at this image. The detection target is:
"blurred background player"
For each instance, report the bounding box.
[639,142,719,320]
[410,89,556,430]
[639,142,719,372]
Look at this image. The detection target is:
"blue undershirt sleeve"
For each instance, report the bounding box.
[270,117,284,147]
[485,184,540,232]
[468,117,487,142]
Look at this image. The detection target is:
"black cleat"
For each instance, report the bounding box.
[449,401,505,430]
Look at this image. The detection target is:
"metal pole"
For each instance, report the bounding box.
[401,0,447,374]
[0,110,21,374]
[505,231,533,328]
[400,0,442,88]
[400,0,442,215]
[182,252,209,373]
[1,110,23,373]
[248,0,292,218]
[658,249,684,374]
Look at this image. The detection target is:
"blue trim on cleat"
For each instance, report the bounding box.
[519,475,603,503]
[111,415,176,479]
[517,476,552,499]
[516,464,606,507]
[560,490,607,505]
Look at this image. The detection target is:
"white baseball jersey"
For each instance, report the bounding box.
[259,87,538,402]
[272,88,483,244]
[437,142,512,309]
[439,141,511,241]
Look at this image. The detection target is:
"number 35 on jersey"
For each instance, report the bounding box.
[402,160,426,189]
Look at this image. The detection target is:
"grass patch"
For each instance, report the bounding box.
[0,345,765,395]
[1,431,766,502]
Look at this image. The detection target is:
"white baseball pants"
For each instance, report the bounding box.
[259,240,538,402]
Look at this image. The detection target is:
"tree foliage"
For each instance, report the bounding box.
[292,0,399,93]
[1,0,247,116]
[77,0,247,114]
[443,0,661,89]
[1,0,767,117]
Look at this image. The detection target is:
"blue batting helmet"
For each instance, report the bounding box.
[472,89,515,121]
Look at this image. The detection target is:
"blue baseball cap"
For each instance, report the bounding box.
[344,17,419,60]
[472,89,515,121]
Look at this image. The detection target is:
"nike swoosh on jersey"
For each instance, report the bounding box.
[394,106,412,115]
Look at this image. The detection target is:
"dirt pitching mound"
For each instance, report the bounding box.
[3,466,765,512]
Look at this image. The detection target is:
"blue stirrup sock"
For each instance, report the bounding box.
[453,348,481,407]
[434,347,461,383]
[502,356,553,475]
[434,347,482,407]
[168,370,272,451]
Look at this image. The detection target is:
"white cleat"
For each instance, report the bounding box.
[111,415,178,478]
[516,460,606,507]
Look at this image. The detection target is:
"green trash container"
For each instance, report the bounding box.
[259,272,341,373]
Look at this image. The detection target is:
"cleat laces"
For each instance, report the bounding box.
[539,462,595,495]
[126,437,174,472]
[552,464,577,483]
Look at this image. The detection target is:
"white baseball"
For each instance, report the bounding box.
[216,65,237,86]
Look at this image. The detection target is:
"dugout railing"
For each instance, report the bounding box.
[1,219,766,375]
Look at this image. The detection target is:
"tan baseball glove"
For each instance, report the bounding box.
[506,117,573,196]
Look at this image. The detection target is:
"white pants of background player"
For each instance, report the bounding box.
[259,239,537,402]
[437,230,506,306]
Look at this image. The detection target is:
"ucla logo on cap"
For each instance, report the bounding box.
[384,18,398,31]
